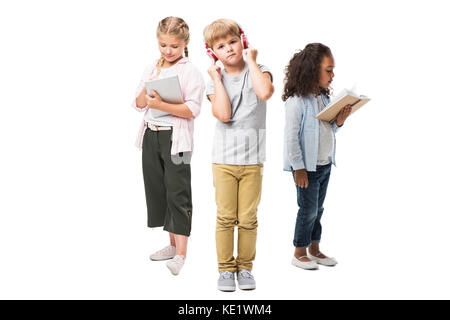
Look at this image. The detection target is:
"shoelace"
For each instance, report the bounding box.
[156,246,174,255]
[239,270,253,279]
[220,272,234,280]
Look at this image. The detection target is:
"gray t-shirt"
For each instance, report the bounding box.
[206,63,272,165]
[316,94,335,165]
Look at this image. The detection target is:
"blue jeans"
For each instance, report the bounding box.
[292,163,332,248]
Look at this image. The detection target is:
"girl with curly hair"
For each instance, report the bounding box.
[282,43,352,270]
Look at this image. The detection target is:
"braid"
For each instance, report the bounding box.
[156,55,164,77]
[180,21,190,58]
[181,21,190,42]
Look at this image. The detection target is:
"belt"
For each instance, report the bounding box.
[145,122,172,131]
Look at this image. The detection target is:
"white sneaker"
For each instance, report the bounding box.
[292,256,319,270]
[150,245,176,261]
[166,255,185,275]
[307,253,338,266]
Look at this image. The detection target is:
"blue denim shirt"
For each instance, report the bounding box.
[283,94,340,172]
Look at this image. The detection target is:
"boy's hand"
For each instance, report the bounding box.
[208,62,222,82]
[336,105,352,126]
[244,46,258,63]
[294,169,309,188]
[145,90,162,109]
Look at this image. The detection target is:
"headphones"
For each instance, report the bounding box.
[205,25,248,62]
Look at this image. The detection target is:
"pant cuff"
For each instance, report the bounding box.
[218,268,237,273]
[237,266,253,272]
[293,241,311,248]
[163,225,191,237]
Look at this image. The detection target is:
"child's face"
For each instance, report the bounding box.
[319,55,335,89]
[158,34,186,63]
[212,34,243,66]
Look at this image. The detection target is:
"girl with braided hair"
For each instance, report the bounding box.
[132,16,205,276]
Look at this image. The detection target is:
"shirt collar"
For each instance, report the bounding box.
[154,56,189,68]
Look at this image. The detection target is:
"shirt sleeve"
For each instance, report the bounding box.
[258,64,273,83]
[285,97,305,170]
[131,64,154,112]
[179,63,205,118]
[205,78,215,99]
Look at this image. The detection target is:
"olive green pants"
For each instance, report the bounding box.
[142,128,192,236]
[212,163,263,272]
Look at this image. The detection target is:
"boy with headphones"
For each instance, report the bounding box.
[204,19,274,292]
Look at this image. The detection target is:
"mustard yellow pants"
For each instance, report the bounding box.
[212,163,263,272]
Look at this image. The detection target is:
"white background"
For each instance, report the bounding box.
[1,0,449,299]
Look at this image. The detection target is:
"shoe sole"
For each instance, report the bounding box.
[150,255,175,261]
[238,284,256,290]
[316,261,337,267]
[218,286,236,292]
[291,261,319,270]
[294,265,319,270]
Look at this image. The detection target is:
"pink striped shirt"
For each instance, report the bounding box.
[132,57,205,155]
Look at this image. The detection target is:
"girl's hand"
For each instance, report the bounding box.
[244,46,258,63]
[336,104,353,126]
[136,88,148,109]
[294,169,309,188]
[144,90,162,109]
[208,62,222,82]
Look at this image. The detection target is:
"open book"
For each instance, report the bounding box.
[145,75,183,118]
[316,89,370,122]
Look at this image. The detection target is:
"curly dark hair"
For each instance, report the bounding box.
[282,43,333,101]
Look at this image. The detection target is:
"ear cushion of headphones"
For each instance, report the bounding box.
[241,34,248,49]
[238,25,248,49]
[206,47,218,62]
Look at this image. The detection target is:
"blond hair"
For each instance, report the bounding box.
[203,19,241,49]
[156,16,190,76]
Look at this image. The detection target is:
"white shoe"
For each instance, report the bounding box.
[292,256,319,270]
[307,253,338,266]
[166,255,185,275]
[150,245,176,261]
